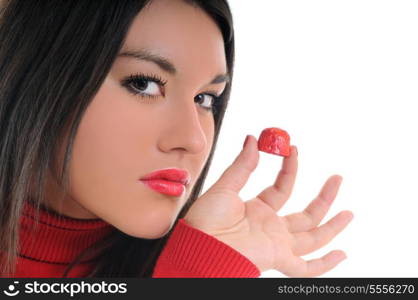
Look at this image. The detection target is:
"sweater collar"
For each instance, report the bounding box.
[19,200,114,264]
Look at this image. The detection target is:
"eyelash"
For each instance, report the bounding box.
[120,72,222,113]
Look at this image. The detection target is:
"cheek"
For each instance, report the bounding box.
[71,82,148,190]
[188,117,215,188]
[67,81,164,229]
[203,115,215,159]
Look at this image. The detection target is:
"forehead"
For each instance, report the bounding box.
[121,0,227,74]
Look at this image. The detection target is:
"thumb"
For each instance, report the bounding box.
[210,134,259,193]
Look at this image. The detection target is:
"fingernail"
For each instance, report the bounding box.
[243,135,250,149]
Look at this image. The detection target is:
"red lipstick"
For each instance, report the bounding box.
[139,168,190,197]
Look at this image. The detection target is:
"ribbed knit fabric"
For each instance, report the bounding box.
[152,219,260,278]
[13,200,114,277]
[7,201,260,278]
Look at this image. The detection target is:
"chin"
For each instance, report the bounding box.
[115,213,177,240]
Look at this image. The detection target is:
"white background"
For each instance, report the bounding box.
[201,0,418,277]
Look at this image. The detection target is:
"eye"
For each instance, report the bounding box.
[194,94,219,110]
[120,73,166,98]
[120,73,223,113]
[131,79,160,95]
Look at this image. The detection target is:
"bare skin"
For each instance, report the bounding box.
[184,138,354,276]
[42,0,225,239]
[40,0,353,276]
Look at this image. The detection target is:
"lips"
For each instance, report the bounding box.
[139,168,190,197]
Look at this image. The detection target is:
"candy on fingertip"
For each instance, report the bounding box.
[257,127,291,157]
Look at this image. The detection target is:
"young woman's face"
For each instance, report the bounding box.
[44,0,228,238]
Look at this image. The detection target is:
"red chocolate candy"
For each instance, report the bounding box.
[258,127,291,157]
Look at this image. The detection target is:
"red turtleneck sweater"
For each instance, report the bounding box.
[7,201,260,278]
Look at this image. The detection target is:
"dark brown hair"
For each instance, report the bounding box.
[0,0,234,277]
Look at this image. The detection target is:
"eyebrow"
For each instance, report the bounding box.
[117,48,230,85]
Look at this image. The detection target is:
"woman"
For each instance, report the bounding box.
[0,0,353,277]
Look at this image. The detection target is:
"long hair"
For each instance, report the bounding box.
[0,0,234,277]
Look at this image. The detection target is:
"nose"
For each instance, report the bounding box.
[157,96,207,155]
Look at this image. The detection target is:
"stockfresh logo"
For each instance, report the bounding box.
[3,281,20,297]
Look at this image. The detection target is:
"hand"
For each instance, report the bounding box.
[184,135,354,277]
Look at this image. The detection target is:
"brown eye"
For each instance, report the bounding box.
[121,73,166,98]
[129,78,161,96]
[132,77,149,91]
[194,94,215,111]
